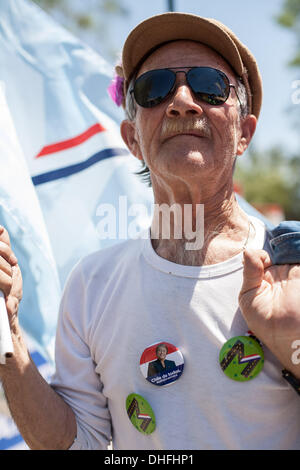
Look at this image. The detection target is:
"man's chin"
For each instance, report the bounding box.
[166,150,214,170]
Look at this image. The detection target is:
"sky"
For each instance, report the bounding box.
[103,0,300,156]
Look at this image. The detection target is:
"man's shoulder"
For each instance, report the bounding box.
[73,234,148,282]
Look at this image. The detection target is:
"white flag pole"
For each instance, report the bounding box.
[0,291,13,364]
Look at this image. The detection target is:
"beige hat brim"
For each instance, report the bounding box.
[121,12,262,119]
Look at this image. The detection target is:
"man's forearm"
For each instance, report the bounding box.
[0,324,76,450]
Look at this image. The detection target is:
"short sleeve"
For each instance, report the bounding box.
[50,261,112,450]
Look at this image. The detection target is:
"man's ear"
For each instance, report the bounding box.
[120,119,143,161]
[236,114,257,156]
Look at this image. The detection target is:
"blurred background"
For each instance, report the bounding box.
[33,0,300,224]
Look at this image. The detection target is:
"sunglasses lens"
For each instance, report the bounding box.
[188,67,230,105]
[133,69,175,108]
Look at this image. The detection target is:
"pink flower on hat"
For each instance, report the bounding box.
[108,73,124,107]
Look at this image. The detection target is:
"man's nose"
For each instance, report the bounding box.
[166,77,204,118]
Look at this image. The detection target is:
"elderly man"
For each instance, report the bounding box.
[0,12,300,450]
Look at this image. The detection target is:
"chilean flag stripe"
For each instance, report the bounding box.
[240,354,261,363]
[138,414,151,419]
[36,123,106,158]
[32,147,129,186]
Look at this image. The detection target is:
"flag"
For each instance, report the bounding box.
[0,82,61,360]
[0,84,60,449]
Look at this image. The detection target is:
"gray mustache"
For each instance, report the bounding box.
[161,117,212,139]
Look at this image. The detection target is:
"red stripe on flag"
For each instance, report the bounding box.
[35,123,106,158]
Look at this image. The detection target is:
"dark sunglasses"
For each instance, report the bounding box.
[130,66,241,109]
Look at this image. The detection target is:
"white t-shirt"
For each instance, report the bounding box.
[51,215,300,450]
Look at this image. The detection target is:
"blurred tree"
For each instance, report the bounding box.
[235,146,300,220]
[276,0,300,133]
[234,0,300,222]
[276,0,300,66]
[33,0,129,61]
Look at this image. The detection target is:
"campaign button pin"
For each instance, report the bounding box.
[219,335,264,382]
[126,393,156,435]
[140,341,184,386]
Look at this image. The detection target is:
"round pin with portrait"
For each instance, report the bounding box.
[140,341,184,386]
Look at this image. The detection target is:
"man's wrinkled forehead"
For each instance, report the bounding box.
[136,40,237,80]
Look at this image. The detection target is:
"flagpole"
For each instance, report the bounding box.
[167,0,175,12]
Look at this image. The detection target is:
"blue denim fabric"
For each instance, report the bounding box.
[268,221,300,264]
